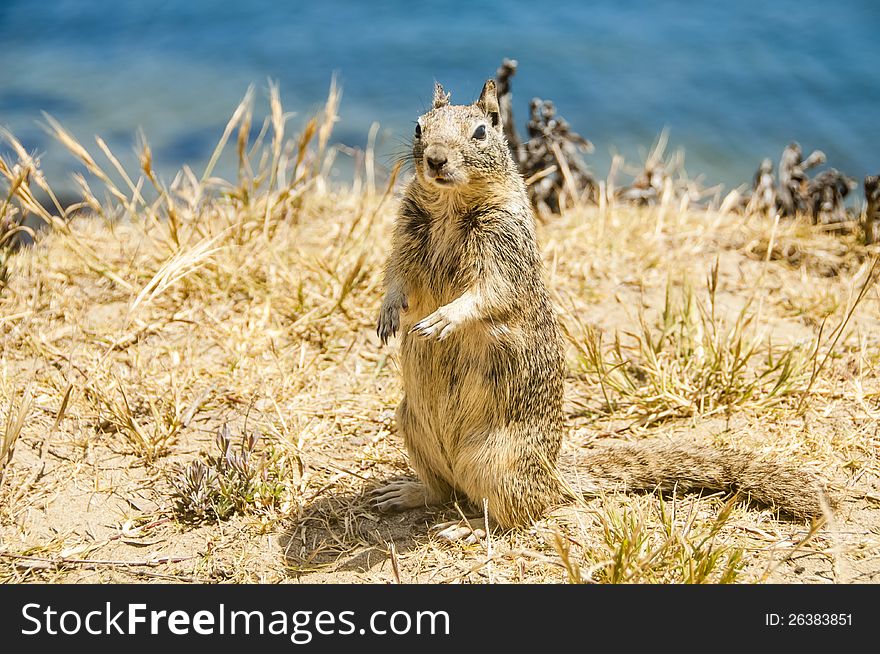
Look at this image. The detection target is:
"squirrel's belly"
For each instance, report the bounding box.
[399,330,509,445]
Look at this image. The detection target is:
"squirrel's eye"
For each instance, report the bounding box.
[472,124,487,140]
[414,123,422,139]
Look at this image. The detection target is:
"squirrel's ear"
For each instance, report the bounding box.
[477,79,501,130]
[432,82,450,109]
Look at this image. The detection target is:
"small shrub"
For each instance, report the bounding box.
[171,424,295,523]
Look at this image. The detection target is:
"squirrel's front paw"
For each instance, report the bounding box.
[377,296,407,345]
[410,307,459,341]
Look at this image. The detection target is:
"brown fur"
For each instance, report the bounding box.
[579,442,825,519]
[865,175,880,245]
[374,80,830,532]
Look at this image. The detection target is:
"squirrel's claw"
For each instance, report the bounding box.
[372,480,430,512]
[377,303,401,345]
[410,308,456,341]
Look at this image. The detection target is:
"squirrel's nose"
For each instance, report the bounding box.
[424,147,448,171]
[426,154,447,169]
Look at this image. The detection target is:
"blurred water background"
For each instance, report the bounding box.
[1,0,878,194]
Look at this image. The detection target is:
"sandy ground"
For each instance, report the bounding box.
[2,185,879,585]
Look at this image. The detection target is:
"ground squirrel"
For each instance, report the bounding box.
[374,80,829,540]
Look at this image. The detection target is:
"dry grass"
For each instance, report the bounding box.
[1,86,880,584]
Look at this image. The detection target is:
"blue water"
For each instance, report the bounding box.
[1,0,878,193]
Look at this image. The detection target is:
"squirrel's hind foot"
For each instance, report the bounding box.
[432,518,487,544]
[372,479,439,512]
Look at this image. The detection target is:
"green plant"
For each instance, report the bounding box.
[567,264,810,426]
[88,383,183,462]
[171,424,295,523]
[556,496,745,584]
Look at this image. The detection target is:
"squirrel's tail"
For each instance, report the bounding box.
[577,441,831,520]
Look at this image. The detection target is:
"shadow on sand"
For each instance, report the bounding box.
[278,478,465,580]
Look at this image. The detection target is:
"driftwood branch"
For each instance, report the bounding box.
[777,141,825,217]
[743,142,857,227]
[745,158,776,216]
[806,168,856,225]
[494,60,597,214]
[865,175,880,245]
[492,58,874,229]
[495,58,522,158]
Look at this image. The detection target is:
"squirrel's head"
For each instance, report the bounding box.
[411,80,511,191]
